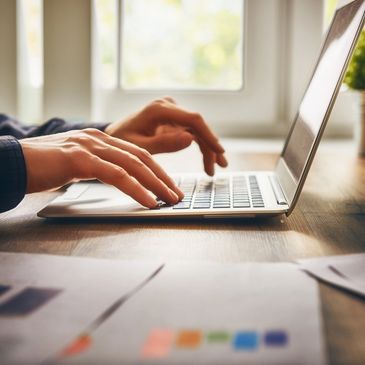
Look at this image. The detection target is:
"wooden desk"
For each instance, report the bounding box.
[0,140,364,365]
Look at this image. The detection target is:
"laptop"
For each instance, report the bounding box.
[38,0,365,220]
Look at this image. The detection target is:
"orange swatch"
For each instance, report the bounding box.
[176,330,202,349]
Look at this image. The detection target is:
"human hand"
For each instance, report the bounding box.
[19,129,184,208]
[105,97,228,176]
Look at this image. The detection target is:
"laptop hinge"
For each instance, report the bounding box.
[269,175,288,206]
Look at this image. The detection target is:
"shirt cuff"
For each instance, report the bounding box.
[0,136,27,213]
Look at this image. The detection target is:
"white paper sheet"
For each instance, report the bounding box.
[56,262,325,365]
[297,253,365,297]
[0,252,162,365]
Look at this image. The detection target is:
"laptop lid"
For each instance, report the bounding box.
[275,0,365,216]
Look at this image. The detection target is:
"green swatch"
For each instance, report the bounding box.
[206,331,231,343]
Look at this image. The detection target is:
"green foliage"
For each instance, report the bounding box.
[344,30,365,90]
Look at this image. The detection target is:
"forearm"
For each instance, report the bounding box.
[0,114,109,139]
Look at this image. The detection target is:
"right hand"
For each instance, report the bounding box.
[19,128,184,208]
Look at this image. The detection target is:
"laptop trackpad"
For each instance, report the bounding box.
[52,182,148,214]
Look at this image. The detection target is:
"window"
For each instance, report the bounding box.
[94,0,244,91]
[94,0,118,89]
[17,0,43,123]
[121,0,243,91]
[93,0,286,136]
[325,0,338,27]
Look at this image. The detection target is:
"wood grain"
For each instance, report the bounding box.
[0,140,364,364]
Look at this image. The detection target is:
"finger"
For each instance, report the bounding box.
[196,138,216,176]
[90,157,158,208]
[151,104,225,154]
[91,143,180,205]
[138,131,194,154]
[216,153,228,168]
[102,135,185,200]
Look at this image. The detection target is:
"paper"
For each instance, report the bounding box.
[297,253,365,297]
[0,252,162,365]
[55,262,325,365]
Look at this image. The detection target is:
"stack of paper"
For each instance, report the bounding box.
[0,253,326,365]
[297,253,365,298]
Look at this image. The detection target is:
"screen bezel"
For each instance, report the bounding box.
[275,0,365,216]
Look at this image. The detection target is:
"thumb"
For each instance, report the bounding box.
[142,131,194,154]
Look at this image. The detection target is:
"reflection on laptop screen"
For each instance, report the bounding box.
[282,0,365,182]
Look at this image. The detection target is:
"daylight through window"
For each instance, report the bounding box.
[121,0,244,90]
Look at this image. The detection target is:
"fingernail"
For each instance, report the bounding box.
[176,187,184,200]
[220,154,228,167]
[172,183,184,199]
[146,195,158,208]
[168,190,179,204]
[207,167,215,176]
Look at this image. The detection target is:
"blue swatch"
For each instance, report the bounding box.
[0,285,11,297]
[233,332,258,350]
[264,330,288,347]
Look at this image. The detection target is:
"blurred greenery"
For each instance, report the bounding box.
[344,30,365,90]
[121,0,243,90]
[324,0,365,91]
[325,0,338,25]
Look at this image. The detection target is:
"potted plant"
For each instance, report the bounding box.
[344,29,365,156]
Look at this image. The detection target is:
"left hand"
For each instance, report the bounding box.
[105,97,228,176]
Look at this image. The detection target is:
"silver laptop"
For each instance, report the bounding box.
[39,0,365,220]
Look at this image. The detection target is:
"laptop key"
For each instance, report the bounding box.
[173,202,191,210]
[193,204,211,209]
[233,203,251,208]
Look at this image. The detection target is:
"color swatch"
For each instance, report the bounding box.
[206,331,231,344]
[176,330,202,349]
[233,331,258,350]
[141,329,289,359]
[142,329,174,358]
[61,334,92,357]
[0,287,62,316]
[264,330,288,347]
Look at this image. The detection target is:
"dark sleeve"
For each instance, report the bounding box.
[0,114,109,139]
[0,136,27,213]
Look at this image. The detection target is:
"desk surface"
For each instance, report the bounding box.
[0,140,364,365]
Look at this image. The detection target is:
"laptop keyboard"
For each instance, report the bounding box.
[160,175,264,210]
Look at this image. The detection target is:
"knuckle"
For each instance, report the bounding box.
[152,98,165,105]
[111,167,127,182]
[129,154,145,168]
[117,168,129,180]
[145,100,165,114]
[191,112,203,123]
[66,133,92,146]
[83,128,102,136]
[136,148,152,161]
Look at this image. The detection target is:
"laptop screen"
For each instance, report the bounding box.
[281,0,365,182]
